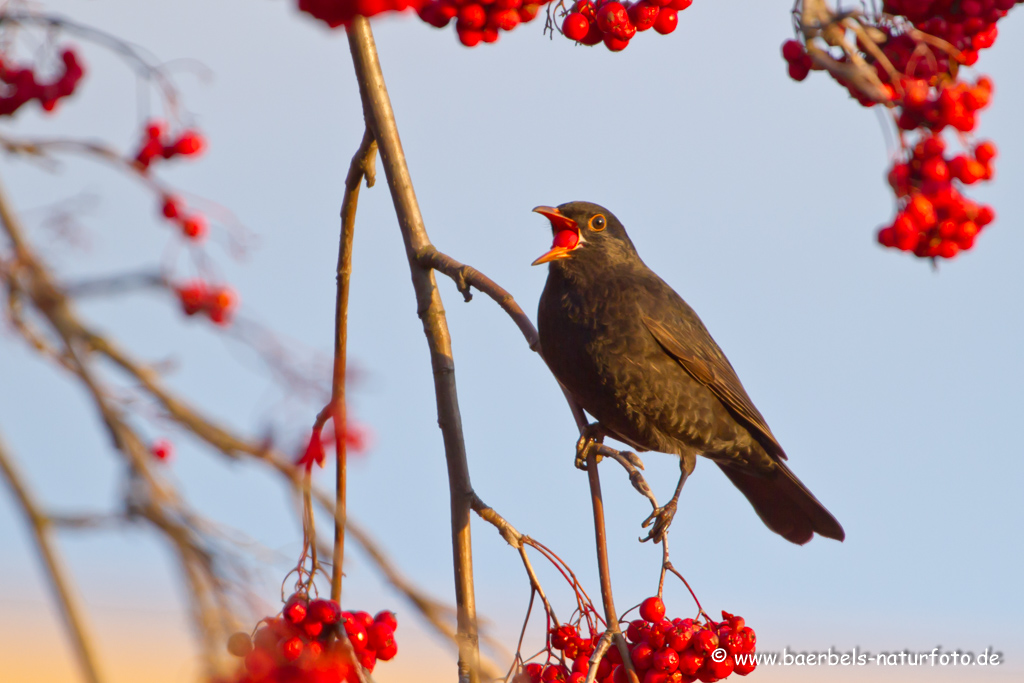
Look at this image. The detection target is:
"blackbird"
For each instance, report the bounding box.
[532,201,844,545]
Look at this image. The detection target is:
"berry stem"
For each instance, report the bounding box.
[346,15,482,682]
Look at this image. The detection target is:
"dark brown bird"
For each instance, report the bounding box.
[533,201,844,545]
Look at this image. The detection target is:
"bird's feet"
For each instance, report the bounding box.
[640,499,678,544]
[574,423,606,470]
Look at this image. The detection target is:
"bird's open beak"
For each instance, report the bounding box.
[532,206,581,266]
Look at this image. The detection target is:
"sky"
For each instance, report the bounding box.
[1,1,1023,682]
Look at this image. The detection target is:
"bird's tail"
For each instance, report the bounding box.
[717,461,845,545]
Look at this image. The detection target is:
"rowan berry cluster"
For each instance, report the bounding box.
[780,39,813,81]
[782,0,1018,259]
[134,119,206,171]
[418,0,548,46]
[159,194,208,241]
[297,0,426,27]
[175,281,238,326]
[515,597,755,683]
[560,0,692,51]
[877,131,995,257]
[225,594,398,683]
[0,48,85,116]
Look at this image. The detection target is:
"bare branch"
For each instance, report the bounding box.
[346,16,480,683]
[331,127,378,602]
[0,430,106,683]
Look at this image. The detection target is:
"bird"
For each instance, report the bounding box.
[532,200,844,545]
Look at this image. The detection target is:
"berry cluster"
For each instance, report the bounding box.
[516,597,755,683]
[560,0,693,51]
[133,119,205,171]
[297,0,426,27]
[885,0,1017,67]
[780,39,813,81]
[296,420,370,471]
[782,1,1018,259]
[159,194,208,241]
[0,48,85,116]
[175,281,238,326]
[226,594,398,683]
[877,131,995,257]
[418,0,548,46]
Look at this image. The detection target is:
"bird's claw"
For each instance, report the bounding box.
[640,499,678,544]
[574,424,605,470]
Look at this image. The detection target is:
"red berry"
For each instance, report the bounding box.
[596,2,628,32]
[377,638,398,661]
[374,610,397,631]
[652,647,679,673]
[173,130,205,156]
[563,13,590,41]
[631,642,655,670]
[628,2,659,31]
[281,635,303,661]
[458,4,487,30]
[639,596,666,622]
[458,27,483,46]
[974,141,997,164]
[603,33,630,51]
[788,59,810,81]
[694,628,719,655]
[781,39,804,62]
[145,120,166,139]
[368,622,395,651]
[678,650,704,676]
[151,439,173,461]
[284,595,308,624]
[309,599,342,624]
[181,214,207,240]
[652,7,677,34]
[344,618,369,650]
[161,195,182,219]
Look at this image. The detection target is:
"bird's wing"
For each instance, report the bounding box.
[641,314,787,461]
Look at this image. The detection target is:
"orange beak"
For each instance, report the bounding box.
[532,206,581,266]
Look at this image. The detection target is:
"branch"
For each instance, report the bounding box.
[0,430,106,683]
[346,16,481,683]
[330,127,378,602]
[417,246,539,352]
[586,450,639,683]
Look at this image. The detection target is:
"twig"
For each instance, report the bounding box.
[583,631,612,683]
[585,449,639,683]
[417,246,539,352]
[468,493,558,628]
[346,16,480,683]
[0,430,106,683]
[330,126,378,602]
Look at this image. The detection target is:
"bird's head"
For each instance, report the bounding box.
[531,201,638,269]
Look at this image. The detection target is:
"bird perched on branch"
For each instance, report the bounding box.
[532,201,844,545]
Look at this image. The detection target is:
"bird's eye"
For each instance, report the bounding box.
[589,214,606,231]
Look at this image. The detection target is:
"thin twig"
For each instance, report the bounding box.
[330,126,378,602]
[0,431,106,683]
[586,449,639,683]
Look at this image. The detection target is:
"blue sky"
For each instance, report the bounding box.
[1,1,1022,681]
